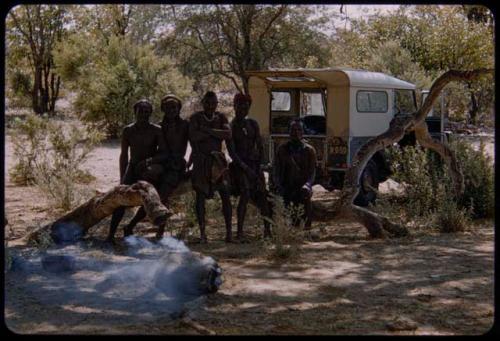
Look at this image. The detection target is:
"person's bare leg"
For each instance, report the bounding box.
[236,193,249,240]
[254,192,272,238]
[156,221,166,239]
[107,206,126,242]
[124,207,147,237]
[219,189,233,243]
[155,182,175,240]
[303,196,313,230]
[195,191,208,243]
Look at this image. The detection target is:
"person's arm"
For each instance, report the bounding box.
[151,129,169,164]
[119,129,130,182]
[252,119,265,167]
[303,147,317,190]
[189,114,211,143]
[226,136,241,165]
[227,137,255,178]
[273,147,284,194]
[200,114,232,140]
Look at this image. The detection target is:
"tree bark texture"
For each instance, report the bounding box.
[337,69,493,238]
[27,181,172,244]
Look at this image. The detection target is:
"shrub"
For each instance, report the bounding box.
[449,137,494,219]
[55,35,193,137]
[263,193,303,260]
[387,144,443,219]
[383,136,493,233]
[9,115,49,185]
[434,198,470,233]
[7,70,32,108]
[173,192,198,240]
[9,115,103,211]
[382,146,470,232]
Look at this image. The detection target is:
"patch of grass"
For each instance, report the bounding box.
[263,193,303,261]
[434,199,470,233]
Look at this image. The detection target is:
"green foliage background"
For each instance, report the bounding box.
[6,4,494,131]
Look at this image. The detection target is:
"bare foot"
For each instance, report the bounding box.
[235,233,250,243]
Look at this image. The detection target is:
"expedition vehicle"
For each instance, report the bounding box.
[246,68,445,205]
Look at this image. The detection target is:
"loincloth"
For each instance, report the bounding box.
[191,151,229,198]
[229,160,266,197]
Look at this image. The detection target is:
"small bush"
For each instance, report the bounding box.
[55,35,193,138]
[434,198,470,233]
[173,192,198,240]
[449,137,494,219]
[9,115,103,211]
[386,144,444,219]
[380,142,471,232]
[263,193,303,260]
[7,70,32,109]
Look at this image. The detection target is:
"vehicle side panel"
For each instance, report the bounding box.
[349,87,394,137]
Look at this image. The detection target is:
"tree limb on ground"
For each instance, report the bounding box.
[26,181,172,245]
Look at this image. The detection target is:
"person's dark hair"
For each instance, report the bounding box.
[233,93,252,105]
[202,91,217,104]
[133,99,153,113]
[161,95,182,112]
[289,119,304,132]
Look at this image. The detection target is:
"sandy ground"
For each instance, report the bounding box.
[3,115,495,335]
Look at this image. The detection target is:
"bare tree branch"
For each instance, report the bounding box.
[336,68,493,238]
[257,5,286,43]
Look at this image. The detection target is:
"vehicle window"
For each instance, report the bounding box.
[356,91,388,113]
[394,89,416,115]
[271,91,291,111]
[300,92,325,117]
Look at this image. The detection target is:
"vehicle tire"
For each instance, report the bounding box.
[353,159,379,207]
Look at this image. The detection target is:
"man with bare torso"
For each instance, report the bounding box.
[227,93,272,240]
[106,99,165,242]
[189,91,233,243]
[274,120,317,229]
[123,95,190,238]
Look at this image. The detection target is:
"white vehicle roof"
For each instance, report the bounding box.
[342,69,415,89]
[249,67,416,90]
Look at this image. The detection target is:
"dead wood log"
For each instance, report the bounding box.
[27,180,172,244]
[336,68,493,238]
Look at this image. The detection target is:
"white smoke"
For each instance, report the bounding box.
[6,236,222,322]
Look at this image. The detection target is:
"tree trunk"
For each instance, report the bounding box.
[26,181,172,245]
[335,69,493,238]
[469,89,479,125]
[42,64,50,114]
[32,66,42,114]
[242,75,250,95]
[48,73,60,113]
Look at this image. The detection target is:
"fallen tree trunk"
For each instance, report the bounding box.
[336,68,493,238]
[27,181,172,245]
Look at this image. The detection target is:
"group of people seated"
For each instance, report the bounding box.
[107,91,317,244]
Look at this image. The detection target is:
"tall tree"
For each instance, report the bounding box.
[330,5,494,124]
[53,5,192,137]
[163,5,332,94]
[7,5,68,114]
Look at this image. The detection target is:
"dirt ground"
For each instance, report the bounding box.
[3,115,495,335]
